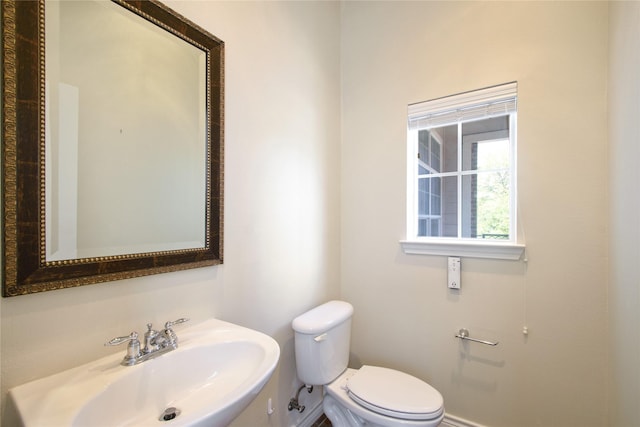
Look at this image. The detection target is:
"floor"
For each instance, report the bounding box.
[311,413,447,426]
[310,414,332,427]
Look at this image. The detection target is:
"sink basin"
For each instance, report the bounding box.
[8,318,280,426]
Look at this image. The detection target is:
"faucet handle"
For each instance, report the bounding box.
[105,331,139,346]
[105,332,141,366]
[163,318,189,347]
[164,318,189,329]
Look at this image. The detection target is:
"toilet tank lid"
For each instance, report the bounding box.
[292,300,354,334]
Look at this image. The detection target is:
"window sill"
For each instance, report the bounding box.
[400,239,525,260]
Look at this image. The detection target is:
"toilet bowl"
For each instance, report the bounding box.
[292,301,444,427]
[324,367,444,427]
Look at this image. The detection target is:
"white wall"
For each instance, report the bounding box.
[341,2,608,426]
[608,2,640,426]
[1,1,341,426]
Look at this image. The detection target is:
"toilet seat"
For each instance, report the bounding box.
[345,365,443,421]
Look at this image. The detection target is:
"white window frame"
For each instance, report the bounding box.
[401,82,525,260]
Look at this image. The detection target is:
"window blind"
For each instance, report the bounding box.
[408,82,517,130]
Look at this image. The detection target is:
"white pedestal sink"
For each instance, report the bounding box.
[8,318,280,426]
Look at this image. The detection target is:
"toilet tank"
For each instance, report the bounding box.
[292,300,353,386]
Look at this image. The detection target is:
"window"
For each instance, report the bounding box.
[403,82,524,260]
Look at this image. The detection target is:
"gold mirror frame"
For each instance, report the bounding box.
[1,0,224,297]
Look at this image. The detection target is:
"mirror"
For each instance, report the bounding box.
[1,0,224,297]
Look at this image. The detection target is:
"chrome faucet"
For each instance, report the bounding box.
[105,318,189,366]
[142,323,163,353]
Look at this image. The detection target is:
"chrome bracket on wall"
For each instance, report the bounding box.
[455,328,499,346]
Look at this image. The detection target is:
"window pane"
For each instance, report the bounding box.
[462,172,510,239]
[418,219,427,237]
[418,176,430,217]
[462,116,509,171]
[477,139,509,170]
[430,125,458,173]
[417,176,445,237]
[441,176,458,237]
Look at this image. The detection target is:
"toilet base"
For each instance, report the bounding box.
[323,369,444,427]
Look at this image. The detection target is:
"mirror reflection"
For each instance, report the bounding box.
[45,0,207,261]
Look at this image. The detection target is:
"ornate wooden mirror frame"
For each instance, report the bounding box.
[1,0,224,297]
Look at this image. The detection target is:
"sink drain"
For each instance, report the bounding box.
[159,407,181,421]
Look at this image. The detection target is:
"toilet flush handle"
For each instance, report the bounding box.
[314,333,328,342]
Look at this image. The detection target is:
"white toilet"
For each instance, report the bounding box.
[292,300,444,427]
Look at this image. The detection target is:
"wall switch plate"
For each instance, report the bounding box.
[448,257,461,289]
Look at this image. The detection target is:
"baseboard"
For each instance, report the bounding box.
[294,400,324,427]
[441,413,488,427]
